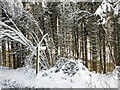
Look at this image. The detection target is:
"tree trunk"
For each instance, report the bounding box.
[103,29,106,74]
[116,15,120,90]
[50,10,58,61]
[74,27,79,60]
[92,29,98,72]
[99,26,103,73]
[2,40,6,66]
[36,47,39,74]
[8,42,11,67]
[84,27,88,68]
[81,19,85,61]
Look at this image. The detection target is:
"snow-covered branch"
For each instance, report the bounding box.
[95,0,120,24]
[0,21,34,50]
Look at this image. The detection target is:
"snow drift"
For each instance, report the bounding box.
[0,58,118,89]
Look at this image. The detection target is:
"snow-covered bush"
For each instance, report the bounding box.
[54,57,67,72]
[54,58,80,75]
[61,60,79,75]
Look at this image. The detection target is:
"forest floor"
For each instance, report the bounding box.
[0,59,118,89]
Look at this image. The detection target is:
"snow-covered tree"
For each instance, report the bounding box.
[0,0,52,74]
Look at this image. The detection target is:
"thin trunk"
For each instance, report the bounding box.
[89,38,92,72]
[117,16,120,66]
[21,45,25,67]
[51,14,58,60]
[36,47,39,74]
[99,27,103,73]
[8,42,11,67]
[84,33,88,68]
[74,27,79,59]
[92,28,98,72]
[11,42,16,69]
[2,40,6,66]
[81,19,84,61]
[103,30,106,74]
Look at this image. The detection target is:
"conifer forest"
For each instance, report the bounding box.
[0,0,120,89]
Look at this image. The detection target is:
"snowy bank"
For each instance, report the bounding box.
[0,59,118,89]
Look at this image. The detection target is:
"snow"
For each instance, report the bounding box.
[95,0,112,24]
[0,59,118,89]
[113,0,120,15]
[95,0,120,24]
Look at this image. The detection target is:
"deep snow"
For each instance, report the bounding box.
[0,59,118,89]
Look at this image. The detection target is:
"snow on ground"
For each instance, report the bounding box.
[0,59,118,89]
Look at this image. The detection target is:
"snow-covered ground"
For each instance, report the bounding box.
[0,59,118,89]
